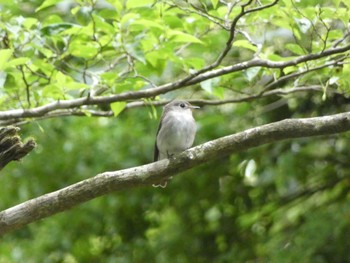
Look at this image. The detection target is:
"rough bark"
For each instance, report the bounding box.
[0,126,36,171]
[0,112,350,235]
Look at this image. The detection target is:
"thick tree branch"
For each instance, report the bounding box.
[1,111,350,235]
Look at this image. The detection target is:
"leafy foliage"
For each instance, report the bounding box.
[1,0,350,262]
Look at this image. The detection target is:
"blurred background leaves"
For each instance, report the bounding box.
[1,0,350,262]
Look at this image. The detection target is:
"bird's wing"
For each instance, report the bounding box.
[153,141,159,162]
[153,117,163,162]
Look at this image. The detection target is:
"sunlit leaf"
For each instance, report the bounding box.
[23,18,38,29]
[0,49,13,70]
[110,101,126,117]
[131,19,164,30]
[126,0,154,9]
[210,0,219,9]
[41,23,76,35]
[168,30,204,44]
[6,57,30,68]
[213,87,225,99]
[200,77,220,94]
[285,43,305,55]
[42,84,65,99]
[69,41,99,59]
[232,40,257,52]
[35,0,61,12]
[244,67,261,82]
[74,6,92,26]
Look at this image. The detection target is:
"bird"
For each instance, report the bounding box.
[153,100,199,187]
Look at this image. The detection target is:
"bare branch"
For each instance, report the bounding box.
[262,57,347,91]
[0,85,333,125]
[186,44,350,85]
[1,110,350,235]
[1,43,348,123]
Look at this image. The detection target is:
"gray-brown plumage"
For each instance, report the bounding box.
[153,100,199,187]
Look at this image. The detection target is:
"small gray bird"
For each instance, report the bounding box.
[153,100,199,188]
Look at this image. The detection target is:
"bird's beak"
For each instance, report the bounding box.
[190,105,200,109]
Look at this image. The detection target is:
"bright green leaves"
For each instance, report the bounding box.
[232,40,257,53]
[168,30,204,44]
[1,0,230,112]
[1,0,349,115]
[0,49,30,99]
[130,19,164,31]
[69,40,100,59]
[210,0,219,9]
[5,57,30,68]
[72,6,92,26]
[200,77,225,99]
[285,43,305,56]
[35,0,61,12]
[41,23,76,36]
[42,71,89,100]
[110,101,126,116]
[0,49,13,71]
[126,0,154,9]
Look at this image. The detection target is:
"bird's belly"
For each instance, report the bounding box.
[157,115,195,157]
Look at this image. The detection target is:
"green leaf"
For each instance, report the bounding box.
[6,57,30,68]
[131,19,164,30]
[55,71,67,85]
[126,0,154,9]
[200,77,220,94]
[110,102,126,117]
[42,84,65,99]
[98,9,119,20]
[75,6,92,26]
[213,87,225,99]
[0,49,13,71]
[43,14,63,26]
[121,13,140,27]
[285,43,305,55]
[23,18,38,29]
[145,51,164,68]
[244,67,261,82]
[36,0,61,12]
[35,46,54,58]
[41,23,76,35]
[31,59,55,75]
[81,109,92,117]
[232,40,257,52]
[105,0,123,12]
[69,41,99,59]
[211,0,219,9]
[101,72,117,86]
[185,57,205,70]
[168,30,204,44]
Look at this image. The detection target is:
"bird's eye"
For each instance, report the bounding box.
[179,103,186,108]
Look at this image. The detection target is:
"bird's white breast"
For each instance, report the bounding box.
[157,109,196,159]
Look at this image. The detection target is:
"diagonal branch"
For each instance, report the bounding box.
[1,110,350,235]
[178,0,279,84]
[186,44,350,85]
